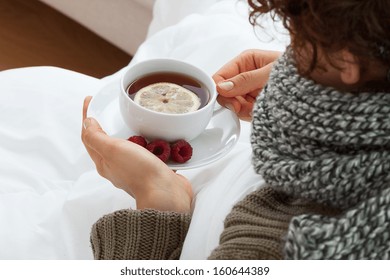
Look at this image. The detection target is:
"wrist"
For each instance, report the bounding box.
[134,172,193,214]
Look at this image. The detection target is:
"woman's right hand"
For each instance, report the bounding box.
[213,49,281,121]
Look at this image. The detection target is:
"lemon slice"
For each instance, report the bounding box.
[134,82,201,114]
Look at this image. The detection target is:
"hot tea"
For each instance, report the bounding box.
[120,58,217,141]
[127,72,210,113]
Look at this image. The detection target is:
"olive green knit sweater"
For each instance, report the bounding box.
[90,187,335,259]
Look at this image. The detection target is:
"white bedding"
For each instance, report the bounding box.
[0,0,288,259]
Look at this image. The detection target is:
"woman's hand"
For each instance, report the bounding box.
[81,96,193,213]
[213,49,281,121]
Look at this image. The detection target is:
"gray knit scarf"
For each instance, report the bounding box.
[251,50,390,259]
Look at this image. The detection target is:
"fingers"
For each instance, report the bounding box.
[212,49,280,121]
[82,117,111,156]
[217,95,242,113]
[217,95,254,122]
[83,96,93,122]
[217,63,274,97]
[236,96,254,121]
[82,96,110,154]
[213,49,269,82]
[81,96,112,174]
[213,49,281,98]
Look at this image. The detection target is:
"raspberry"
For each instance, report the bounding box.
[170,140,193,163]
[128,135,147,147]
[146,139,171,162]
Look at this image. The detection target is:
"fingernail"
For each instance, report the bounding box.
[83,118,91,129]
[225,104,236,113]
[218,81,234,91]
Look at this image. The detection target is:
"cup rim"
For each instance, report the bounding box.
[120,58,217,117]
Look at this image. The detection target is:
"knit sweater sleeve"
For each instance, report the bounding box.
[90,208,191,260]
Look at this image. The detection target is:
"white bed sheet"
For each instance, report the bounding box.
[0,0,288,259]
[0,68,135,259]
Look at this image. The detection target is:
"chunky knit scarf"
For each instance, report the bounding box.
[251,50,390,259]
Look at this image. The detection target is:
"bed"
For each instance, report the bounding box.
[0,0,288,259]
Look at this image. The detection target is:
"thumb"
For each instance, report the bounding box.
[217,63,273,97]
[82,117,112,156]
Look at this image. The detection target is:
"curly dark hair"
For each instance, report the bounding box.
[247,0,390,73]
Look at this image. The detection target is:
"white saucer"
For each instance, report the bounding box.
[87,80,241,170]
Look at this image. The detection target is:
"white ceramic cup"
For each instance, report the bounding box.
[119,58,217,142]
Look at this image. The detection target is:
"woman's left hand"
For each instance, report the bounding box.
[81,96,193,213]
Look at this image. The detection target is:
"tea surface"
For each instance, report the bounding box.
[127,72,210,109]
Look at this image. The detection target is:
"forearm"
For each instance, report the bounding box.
[91,208,191,260]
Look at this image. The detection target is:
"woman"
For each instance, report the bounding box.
[83,0,390,259]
